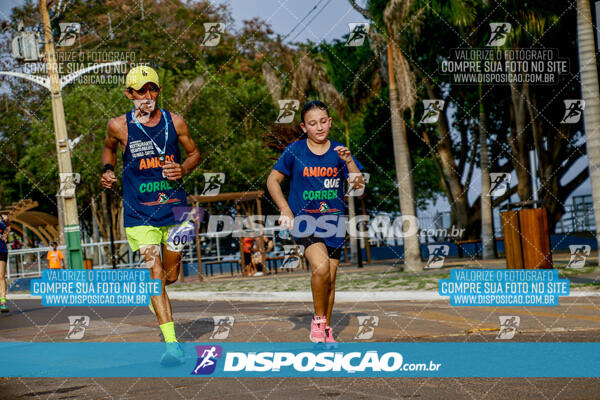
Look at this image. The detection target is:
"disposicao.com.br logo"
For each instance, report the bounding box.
[221,350,441,374]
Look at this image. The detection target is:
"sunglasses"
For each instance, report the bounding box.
[129,84,160,95]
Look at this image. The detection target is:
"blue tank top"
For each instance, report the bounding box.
[122,108,187,227]
[0,216,7,253]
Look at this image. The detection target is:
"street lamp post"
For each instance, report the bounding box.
[39,0,83,269]
[1,2,124,269]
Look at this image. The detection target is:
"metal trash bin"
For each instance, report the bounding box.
[500,201,552,269]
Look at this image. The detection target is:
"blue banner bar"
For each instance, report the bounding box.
[2,342,599,377]
[30,269,161,306]
[439,269,570,306]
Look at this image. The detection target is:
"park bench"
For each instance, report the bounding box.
[203,259,240,277]
[453,237,504,258]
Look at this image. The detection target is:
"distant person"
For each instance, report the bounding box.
[0,208,10,313]
[47,241,65,270]
[11,236,23,250]
[242,236,256,276]
[252,235,274,275]
[10,235,23,275]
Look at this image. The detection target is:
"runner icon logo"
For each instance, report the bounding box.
[488,172,511,197]
[567,244,591,269]
[275,100,300,124]
[66,315,90,340]
[497,316,520,340]
[419,100,444,124]
[561,100,585,124]
[282,245,304,269]
[201,23,224,47]
[486,22,511,46]
[425,244,449,269]
[346,172,370,197]
[354,316,379,340]
[202,173,225,196]
[346,23,370,47]
[318,202,329,213]
[172,206,204,224]
[57,22,80,47]
[58,173,81,198]
[210,316,235,340]
[158,192,169,203]
[191,345,222,375]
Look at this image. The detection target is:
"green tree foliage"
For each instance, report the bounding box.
[0,0,586,242]
[320,36,444,212]
[2,0,278,238]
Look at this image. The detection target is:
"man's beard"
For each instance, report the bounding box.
[133,99,156,123]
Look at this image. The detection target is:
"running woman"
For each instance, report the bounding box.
[0,206,9,313]
[267,100,364,343]
[101,66,200,364]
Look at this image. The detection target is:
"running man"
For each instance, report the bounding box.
[267,100,364,343]
[101,65,200,365]
[0,206,10,313]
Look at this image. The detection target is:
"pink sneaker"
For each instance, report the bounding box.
[325,326,337,343]
[309,316,327,343]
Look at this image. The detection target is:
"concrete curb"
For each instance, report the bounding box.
[169,290,445,302]
[9,290,600,302]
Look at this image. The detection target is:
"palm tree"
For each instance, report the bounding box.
[386,39,423,271]
[479,0,495,259]
[576,0,600,266]
[349,0,423,271]
[479,85,495,259]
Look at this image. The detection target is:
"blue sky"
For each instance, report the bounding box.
[213,0,368,43]
[0,0,24,22]
[1,0,369,44]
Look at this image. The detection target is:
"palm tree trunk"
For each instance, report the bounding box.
[509,82,532,202]
[387,41,422,271]
[345,123,359,263]
[577,0,600,266]
[479,85,495,259]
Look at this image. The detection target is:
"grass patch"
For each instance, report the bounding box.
[556,265,598,277]
[169,270,451,292]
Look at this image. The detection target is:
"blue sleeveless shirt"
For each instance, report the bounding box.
[0,215,7,253]
[122,108,187,228]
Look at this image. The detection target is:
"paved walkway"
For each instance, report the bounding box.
[3,376,599,400]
